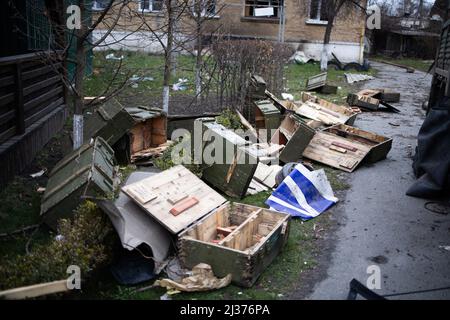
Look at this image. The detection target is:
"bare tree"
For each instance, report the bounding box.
[312,0,366,70]
[14,0,145,149]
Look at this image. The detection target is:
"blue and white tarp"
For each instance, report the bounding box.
[266,164,338,220]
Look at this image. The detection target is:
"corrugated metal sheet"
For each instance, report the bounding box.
[345,73,375,84]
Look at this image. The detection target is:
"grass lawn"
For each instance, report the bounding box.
[370,55,433,73]
[284,61,376,105]
[0,51,356,299]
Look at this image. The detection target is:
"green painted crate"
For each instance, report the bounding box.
[196,118,258,199]
[40,137,117,229]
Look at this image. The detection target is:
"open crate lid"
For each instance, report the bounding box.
[122,165,227,234]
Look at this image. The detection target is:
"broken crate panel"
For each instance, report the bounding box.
[302,124,392,172]
[347,89,400,112]
[122,165,291,287]
[306,72,327,91]
[300,92,359,125]
[270,114,315,163]
[126,107,168,163]
[83,98,135,146]
[83,99,167,163]
[197,118,258,199]
[40,137,118,229]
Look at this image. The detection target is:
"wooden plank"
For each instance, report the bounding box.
[0,280,68,300]
[0,93,14,108]
[15,63,25,134]
[122,165,227,234]
[25,97,63,128]
[22,63,61,81]
[302,131,371,172]
[0,109,15,127]
[0,75,14,88]
[170,197,199,216]
[23,75,60,97]
[23,86,62,112]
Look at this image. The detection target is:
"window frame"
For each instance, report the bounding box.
[243,0,281,20]
[139,0,163,13]
[92,0,110,11]
[307,0,329,24]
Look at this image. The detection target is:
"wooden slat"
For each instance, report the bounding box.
[0,109,15,127]
[0,75,14,88]
[0,280,69,300]
[25,97,63,128]
[0,93,14,108]
[24,86,62,112]
[22,63,61,81]
[15,63,25,134]
[23,75,60,97]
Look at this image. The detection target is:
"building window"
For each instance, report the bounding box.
[309,0,328,22]
[139,0,163,12]
[244,0,280,18]
[92,0,110,11]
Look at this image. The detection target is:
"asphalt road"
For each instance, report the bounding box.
[308,62,450,300]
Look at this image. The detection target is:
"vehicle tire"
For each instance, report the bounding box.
[343,62,363,71]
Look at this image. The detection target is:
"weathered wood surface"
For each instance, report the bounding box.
[302,124,392,172]
[178,203,290,287]
[271,115,315,163]
[122,165,227,234]
[0,280,69,300]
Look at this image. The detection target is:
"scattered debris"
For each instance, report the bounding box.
[347,89,400,113]
[328,53,370,72]
[172,78,188,91]
[302,124,392,172]
[281,93,294,101]
[266,163,338,219]
[285,92,359,126]
[306,72,327,91]
[270,114,315,163]
[40,137,118,229]
[84,98,168,164]
[105,53,124,60]
[36,187,46,193]
[0,280,70,300]
[252,162,282,188]
[290,51,314,64]
[129,74,154,82]
[154,263,232,293]
[344,73,375,84]
[305,73,338,94]
[30,169,46,178]
[97,170,172,272]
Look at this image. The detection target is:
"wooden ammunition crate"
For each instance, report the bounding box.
[83,99,167,164]
[122,165,290,287]
[197,118,258,199]
[41,137,117,229]
[300,92,359,125]
[302,124,392,172]
[270,114,315,163]
[253,100,281,136]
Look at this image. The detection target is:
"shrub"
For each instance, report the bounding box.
[216,109,244,130]
[0,201,114,291]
